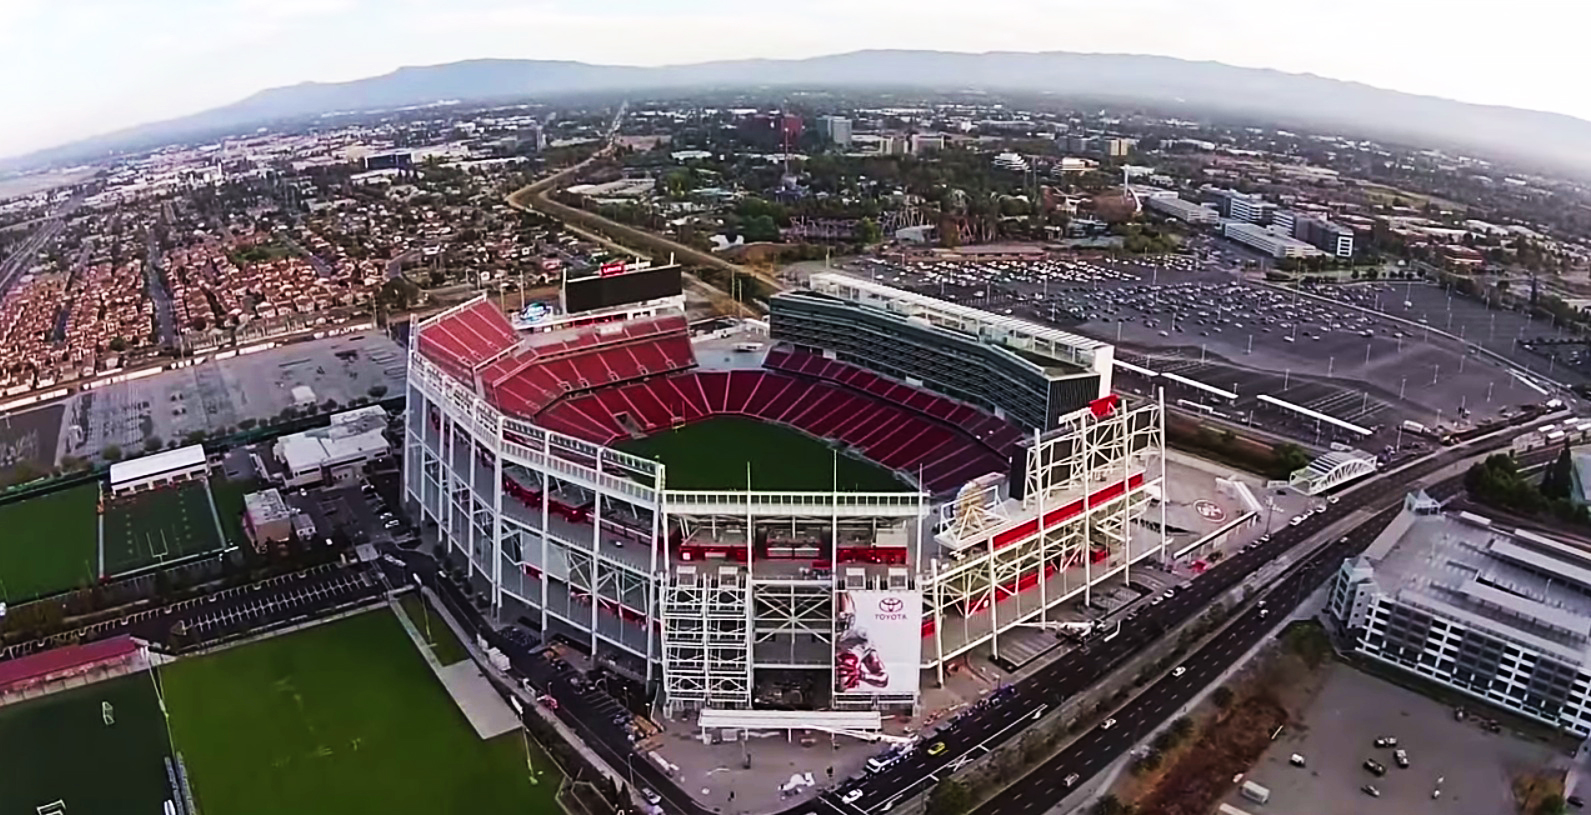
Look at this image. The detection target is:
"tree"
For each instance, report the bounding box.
[368,384,388,399]
[238,417,258,430]
[926,778,972,815]
[1170,716,1194,740]
[1273,443,1311,474]
[102,444,124,462]
[108,336,127,353]
[854,217,882,245]
[1211,685,1235,708]
[1537,794,1567,815]
[1091,793,1126,815]
[1542,443,1574,500]
[143,436,163,453]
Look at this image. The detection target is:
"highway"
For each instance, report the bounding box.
[816,433,1541,815]
[0,199,73,298]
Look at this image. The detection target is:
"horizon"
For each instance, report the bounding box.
[2,0,1589,161]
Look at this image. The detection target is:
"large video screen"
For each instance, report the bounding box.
[834,590,922,696]
[563,265,682,314]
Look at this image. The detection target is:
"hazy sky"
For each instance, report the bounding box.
[2,0,1586,159]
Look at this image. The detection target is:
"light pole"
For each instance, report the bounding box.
[1399,377,1407,400]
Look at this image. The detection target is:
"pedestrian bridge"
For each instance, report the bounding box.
[1289,450,1378,496]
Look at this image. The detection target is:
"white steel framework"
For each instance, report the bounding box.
[405,305,1165,717]
[1289,450,1378,496]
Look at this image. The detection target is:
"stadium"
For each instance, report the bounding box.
[405,264,1168,717]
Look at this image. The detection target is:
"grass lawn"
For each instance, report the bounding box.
[618,416,911,491]
[208,473,261,548]
[0,673,175,815]
[398,592,471,666]
[0,482,101,602]
[103,481,225,576]
[161,611,557,815]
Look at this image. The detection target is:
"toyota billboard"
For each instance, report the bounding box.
[834,590,922,696]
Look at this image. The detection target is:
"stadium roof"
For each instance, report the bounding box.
[108,444,207,488]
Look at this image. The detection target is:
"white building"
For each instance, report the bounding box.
[818,116,853,148]
[1221,221,1324,259]
[1329,493,1591,736]
[108,445,210,498]
[1146,195,1220,226]
[992,152,1029,173]
[271,406,390,487]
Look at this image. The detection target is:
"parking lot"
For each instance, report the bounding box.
[185,566,379,637]
[835,256,1567,449]
[1237,665,1563,815]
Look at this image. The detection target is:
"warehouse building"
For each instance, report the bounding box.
[1329,492,1591,736]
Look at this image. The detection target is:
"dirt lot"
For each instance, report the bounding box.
[1237,665,1566,815]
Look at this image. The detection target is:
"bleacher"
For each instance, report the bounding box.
[540,369,1010,494]
[416,299,520,379]
[764,348,1025,457]
[477,314,697,418]
[418,302,1018,495]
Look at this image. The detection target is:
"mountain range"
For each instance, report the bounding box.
[14,50,1591,175]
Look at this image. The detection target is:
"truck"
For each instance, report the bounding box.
[1241,780,1271,804]
[1401,419,1428,436]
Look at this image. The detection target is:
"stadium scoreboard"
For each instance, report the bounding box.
[562,261,683,314]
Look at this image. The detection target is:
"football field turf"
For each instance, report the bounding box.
[160,611,557,815]
[0,482,101,602]
[0,673,175,815]
[617,416,911,491]
[102,481,225,577]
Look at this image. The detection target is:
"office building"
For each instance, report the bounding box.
[269,406,391,487]
[1270,210,1297,237]
[1296,216,1356,258]
[1146,195,1220,226]
[1221,221,1323,258]
[909,133,945,155]
[819,116,853,148]
[1329,493,1591,736]
[1105,138,1136,158]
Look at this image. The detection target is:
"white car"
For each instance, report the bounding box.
[1101,718,1118,730]
[1289,516,1305,526]
[842,790,864,804]
[1172,666,1187,678]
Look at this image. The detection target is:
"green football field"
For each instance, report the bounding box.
[102,481,225,577]
[617,416,911,491]
[0,482,101,602]
[0,673,175,815]
[160,611,557,815]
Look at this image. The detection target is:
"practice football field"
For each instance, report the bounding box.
[0,673,175,815]
[102,481,225,576]
[0,482,101,602]
[159,611,557,815]
[618,416,911,491]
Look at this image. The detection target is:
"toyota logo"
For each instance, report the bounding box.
[879,597,904,613]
